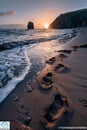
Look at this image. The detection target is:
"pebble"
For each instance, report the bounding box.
[14,96,19,101]
[24,116,31,125]
[13,94,19,101]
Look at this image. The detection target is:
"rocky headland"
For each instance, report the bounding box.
[49,8,87,29]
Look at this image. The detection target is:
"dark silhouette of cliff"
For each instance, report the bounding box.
[49,8,87,29]
[27,21,34,29]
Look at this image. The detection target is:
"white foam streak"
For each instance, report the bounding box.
[0,47,31,103]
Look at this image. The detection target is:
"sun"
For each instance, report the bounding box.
[44,23,49,29]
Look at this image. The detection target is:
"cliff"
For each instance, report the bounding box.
[49,8,87,29]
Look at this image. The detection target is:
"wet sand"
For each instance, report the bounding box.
[0,27,87,130]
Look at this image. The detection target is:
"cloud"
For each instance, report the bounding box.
[48,10,58,14]
[0,10,16,17]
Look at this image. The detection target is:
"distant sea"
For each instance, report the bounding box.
[0,27,77,103]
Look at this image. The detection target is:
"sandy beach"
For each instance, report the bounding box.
[0,27,87,130]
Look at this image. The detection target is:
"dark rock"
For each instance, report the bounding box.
[27,21,34,29]
[49,8,87,29]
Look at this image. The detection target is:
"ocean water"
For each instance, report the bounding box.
[0,28,77,103]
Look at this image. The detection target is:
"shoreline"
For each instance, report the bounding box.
[0,27,87,130]
[0,28,76,104]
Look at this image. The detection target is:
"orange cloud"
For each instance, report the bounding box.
[0,10,16,17]
[48,10,58,14]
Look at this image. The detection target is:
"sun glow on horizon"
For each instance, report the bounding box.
[44,23,49,29]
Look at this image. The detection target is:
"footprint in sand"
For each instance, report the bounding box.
[79,99,87,108]
[46,72,53,77]
[41,72,53,90]
[11,121,32,130]
[59,53,68,61]
[16,104,32,128]
[46,57,56,64]
[54,63,70,73]
[40,93,69,129]
[72,45,79,51]
[72,44,87,51]
[58,49,72,54]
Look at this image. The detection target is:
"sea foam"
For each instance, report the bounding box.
[0,47,31,103]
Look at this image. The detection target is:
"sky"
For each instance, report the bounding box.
[0,0,87,28]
